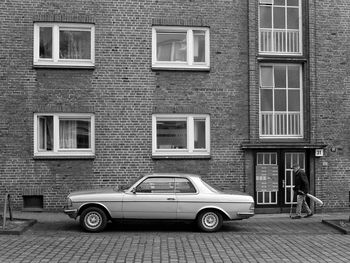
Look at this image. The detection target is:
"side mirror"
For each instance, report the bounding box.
[131,188,137,194]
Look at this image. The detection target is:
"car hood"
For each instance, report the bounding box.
[68,188,121,198]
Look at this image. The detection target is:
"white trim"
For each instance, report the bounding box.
[152,114,210,156]
[33,23,95,67]
[258,0,302,55]
[34,113,95,157]
[152,26,210,70]
[259,64,303,138]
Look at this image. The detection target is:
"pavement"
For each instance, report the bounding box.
[0,211,349,262]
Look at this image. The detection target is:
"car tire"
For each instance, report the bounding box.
[80,207,108,232]
[197,210,223,232]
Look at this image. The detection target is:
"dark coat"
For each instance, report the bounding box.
[293,169,309,195]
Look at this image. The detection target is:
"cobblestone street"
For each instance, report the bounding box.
[0,212,349,262]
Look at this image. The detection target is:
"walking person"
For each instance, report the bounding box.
[291,163,313,219]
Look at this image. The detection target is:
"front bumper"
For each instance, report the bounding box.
[63,207,78,219]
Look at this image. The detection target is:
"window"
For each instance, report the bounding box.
[259,0,302,55]
[152,26,210,70]
[136,177,175,193]
[175,178,196,193]
[152,114,210,156]
[33,23,95,67]
[34,113,95,157]
[259,64,303,138]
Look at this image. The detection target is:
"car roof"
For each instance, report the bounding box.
[147,173,201,178]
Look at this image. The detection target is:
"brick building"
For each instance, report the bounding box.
[0,0,348,213]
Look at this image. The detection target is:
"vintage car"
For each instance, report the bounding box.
[64,173,255,232]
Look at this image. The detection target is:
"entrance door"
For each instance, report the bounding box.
[284,152,305,205]
[255,151,306,209]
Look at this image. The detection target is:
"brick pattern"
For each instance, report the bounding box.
[0,0,249,210]
[0,0,348,212]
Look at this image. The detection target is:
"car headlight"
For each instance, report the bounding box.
[67,197,73,207]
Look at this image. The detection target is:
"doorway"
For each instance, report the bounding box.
[255,151,307,211]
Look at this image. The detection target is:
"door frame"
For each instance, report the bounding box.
[254,149,309,212]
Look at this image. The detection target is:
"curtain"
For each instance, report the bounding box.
[60,31,91,59]
[59,120,77,149]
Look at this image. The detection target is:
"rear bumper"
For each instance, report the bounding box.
[237,212,255,219]
[63,207,78,219]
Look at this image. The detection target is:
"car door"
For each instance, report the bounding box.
[122,177,177,219]
[174,177,198,220]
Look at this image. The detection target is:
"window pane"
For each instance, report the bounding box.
[157,32,187,62]
[157,120,187,149]
[38,116,53,151]
[260,6,272,28]
[287,0,298,6]
[273,7,285,29]
[257,153,264,165]
[193,30,205,63]
[59,119,91,149]
[287,8,299,29]
[59,30,91,59]
[275,0,285,5]
[175,178,196,193]
[288,90,300,111]
[271,153,277,164]
[137,178,175,193]
[288,65,300,88]
[39,27,52,58]
[194,119,206,149]
[261,89,273,111]
[260,66,273,87]
[275,90,286,111]
[274,65,286,88]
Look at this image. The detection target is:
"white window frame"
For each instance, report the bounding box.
[258,0,302,55]
[34,113,95,157]
[33,23,95,67]
[152,26,210,70]
[259,63,303,138]
[152,114,210,156]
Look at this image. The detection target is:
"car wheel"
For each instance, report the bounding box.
[197,210,223,232]
[80,207,108,232]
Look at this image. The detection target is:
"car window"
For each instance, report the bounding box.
[136,177,175,193]
[175,178,196,193]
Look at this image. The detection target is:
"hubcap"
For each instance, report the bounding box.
[85,212,101,229]
[202,212,218,229]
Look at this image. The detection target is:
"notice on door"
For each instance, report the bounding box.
[256,164,279,192]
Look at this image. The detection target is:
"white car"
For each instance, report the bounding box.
[64,173,255,232]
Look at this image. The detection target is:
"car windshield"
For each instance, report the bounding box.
[200,178,223,193]
[117,175,144,191]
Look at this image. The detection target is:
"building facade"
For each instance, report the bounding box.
[0,0,349,213]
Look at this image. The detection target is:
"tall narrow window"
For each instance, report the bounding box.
[259,0,302,55]
[259,64,303,137]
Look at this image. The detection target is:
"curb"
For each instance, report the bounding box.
[322,219,350,234]
[0,218,37,235]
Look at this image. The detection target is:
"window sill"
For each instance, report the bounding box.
[152,154,211,160]
[33,155,95,160]
[33,64,95,70]
[152,65,210,72]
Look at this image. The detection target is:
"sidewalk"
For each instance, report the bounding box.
[0,211,349,263]
[8,210,350,235]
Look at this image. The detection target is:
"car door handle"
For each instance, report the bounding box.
[167,198,176,201]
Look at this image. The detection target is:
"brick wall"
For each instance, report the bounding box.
[313,0,350,210]
[0,0,250,210]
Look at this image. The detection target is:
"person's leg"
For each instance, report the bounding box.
[302,195,312,216]
[295,194,303,216]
